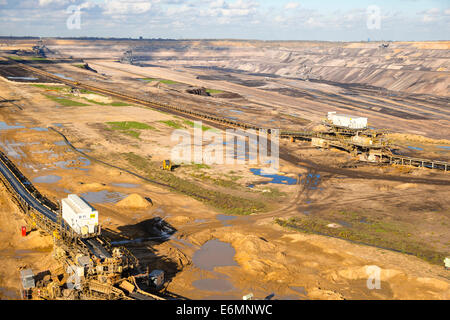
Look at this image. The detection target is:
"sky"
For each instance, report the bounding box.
[0,0,449,41]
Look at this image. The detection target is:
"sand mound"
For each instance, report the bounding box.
[395,183,418,190]
[116,193,151,209]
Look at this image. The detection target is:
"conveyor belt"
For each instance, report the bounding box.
[0,151,57,223]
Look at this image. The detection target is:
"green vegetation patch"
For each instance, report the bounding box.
[123,152,266,215]
[31,84,68,91]
[83,98,130,106]
[159,120,184,129]
[106,121,155,139]
[44,94,88,107]
[139,78,180,85]
[205,89,224,94]
[275,214,447,265]
[182,120,211,131]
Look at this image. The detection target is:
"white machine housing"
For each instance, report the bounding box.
[327,112,368,130]
[62,194,99,237]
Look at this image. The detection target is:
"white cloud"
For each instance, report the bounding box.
[284,2,300,10]
[103,0,153,15]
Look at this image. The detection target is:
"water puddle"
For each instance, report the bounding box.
[193,239,238,271]
[54,140,67,146]
[289,286,308,296]
[0,287,20,299]
[250,168,297,185]
[111,183,140,188]
[0,121,25,130]
[407,146,423,151]
[30,127,48,132]
[51,73,74,81]
[437,146,450,151]
[229,109,243,114]
[33,175,62,184]
[192,278,234,292]
[7,76,38,81]
[0,141,26,159]
[54,157,91,170]
[216,214,236,227]
[80,190,127,204]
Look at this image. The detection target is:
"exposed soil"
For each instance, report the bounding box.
[0,39,448,300]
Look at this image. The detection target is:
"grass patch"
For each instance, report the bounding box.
[29,57,49,61]
[44,94,88,106]
[159,120,183,129]
[83,98,130,106]
[31,84,67,91]
[123,152,266,215]
[139,78,180,85]
[275,215,447,265]
[106,121,155,139]
[107,121,155,130]
[206,89,224,94]
[183,120,211,131]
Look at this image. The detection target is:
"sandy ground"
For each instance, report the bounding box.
[0,42,449,300]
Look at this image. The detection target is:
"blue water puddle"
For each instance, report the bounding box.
[51,73,74,81]
[407,146,423,151]
[216,214,236,227]
[30,127,48,132]
[54,141,67,146]
[33,175,62,184]
[229,109,243,114]
[80,190,127,204]
[7,76,38,81]
[54,157,90,170]
[0,122,25,130]
[437,146,450,150]
[193,239,238,271]
[52,123,64,127]
[250,168,297,185]
[111,183,139,188]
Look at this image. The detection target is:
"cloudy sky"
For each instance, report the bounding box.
[0,0,448,41]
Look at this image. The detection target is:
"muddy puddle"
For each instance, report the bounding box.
[0,141,25,159]
[51,73,74,81]
[193,239,238,271]
[54,157,91,170]
[0,287,20,299]
[250,168,297,185]
[33,175,62,184]
[192,278,235,292]
[80,190,127,204]
[0,121,24,130]
[111,183,140,188]
[7,76,38,81]
[216,214,236,227]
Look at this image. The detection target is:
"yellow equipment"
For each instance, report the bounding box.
[162,160,172,171]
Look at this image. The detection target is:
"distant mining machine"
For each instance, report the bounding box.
[120,49,134,64]
[317,112,390,161]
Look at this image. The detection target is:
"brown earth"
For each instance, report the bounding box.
[0,39,448,300]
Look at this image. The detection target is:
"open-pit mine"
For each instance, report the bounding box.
[0,38,448,300]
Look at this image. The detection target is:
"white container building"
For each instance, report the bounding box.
[327,112,368,130]
[62,194,99,237]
